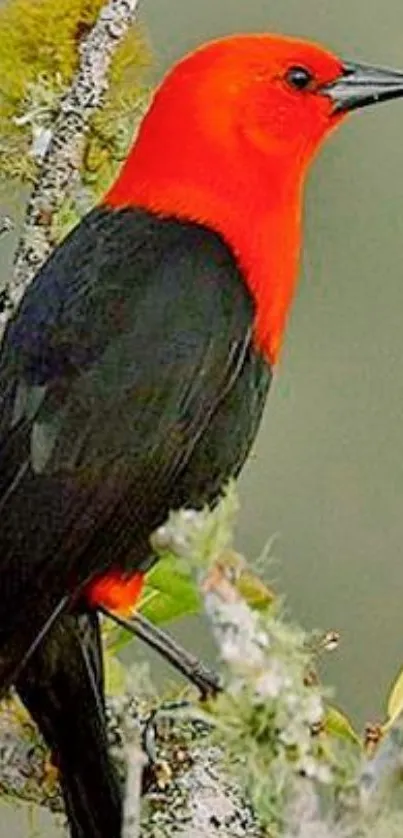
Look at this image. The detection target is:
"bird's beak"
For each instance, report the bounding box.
[320,60,403,113]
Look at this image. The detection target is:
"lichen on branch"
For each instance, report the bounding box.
[0,0,147,325]
[0,0,149,185]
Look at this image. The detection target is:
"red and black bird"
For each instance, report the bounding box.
[1,34,403,837]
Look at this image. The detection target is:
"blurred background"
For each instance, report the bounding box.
[2,0,403,834]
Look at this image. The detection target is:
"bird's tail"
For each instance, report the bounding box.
[16,610,123,838]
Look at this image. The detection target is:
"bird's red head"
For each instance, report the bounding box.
[105,34,403,362]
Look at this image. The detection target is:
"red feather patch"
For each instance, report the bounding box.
[86,570,145,614]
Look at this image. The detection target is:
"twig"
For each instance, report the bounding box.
[122,722,146,838]
[101,608,222,698]
[3,0,141,328]
[198,557,329,835]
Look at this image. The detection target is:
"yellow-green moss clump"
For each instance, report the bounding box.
[0,0,151,184]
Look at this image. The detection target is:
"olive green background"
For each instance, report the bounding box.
[2,1,403,834]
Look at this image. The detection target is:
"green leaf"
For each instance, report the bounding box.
[236,568,275,611]
[324,706,361,745]
[140,555,200,625]
[385,666,403,729]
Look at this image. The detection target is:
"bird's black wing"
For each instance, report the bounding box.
[0,206,269,686]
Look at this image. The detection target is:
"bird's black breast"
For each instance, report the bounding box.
[0,206,272,594]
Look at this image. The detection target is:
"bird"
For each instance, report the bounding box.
[1,32,403,837]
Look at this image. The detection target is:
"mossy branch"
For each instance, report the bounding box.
[0,0,141,330]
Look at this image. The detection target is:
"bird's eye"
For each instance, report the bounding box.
[285,66,314,91]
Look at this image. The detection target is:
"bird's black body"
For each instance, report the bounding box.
[0,207,271,836]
